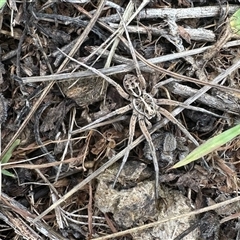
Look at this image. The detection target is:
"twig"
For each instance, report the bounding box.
[21,40,240,88]
[108,23,216,42]
[100,5,239,23]
[105,1,135,68]
[58,43,240,95]
[165,80,239,114]
[0,193,66,240]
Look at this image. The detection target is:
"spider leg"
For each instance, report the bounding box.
[71,104,132,135]
[113,111,137,187]
[139,118,159,200]
[121,9,146,90]
[155,99,223,118]
[158,106,199,146]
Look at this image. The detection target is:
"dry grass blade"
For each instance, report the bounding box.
[57,0,106,72]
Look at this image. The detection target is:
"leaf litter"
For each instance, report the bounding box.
[0,1,240,239]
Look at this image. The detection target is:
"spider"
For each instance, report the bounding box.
[59,12,222,200]
[66,55,221,200]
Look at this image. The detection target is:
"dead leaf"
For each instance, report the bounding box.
[178,25,191,44]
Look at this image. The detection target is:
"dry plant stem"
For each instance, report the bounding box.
[0,5,235,63]
[109,23,216,42]
[105,1,123,11]
[21,40,240,95]
[0,207,41,240]
[0,193,65,240]
[60,208,107,226]
[2,157,84,170]
[31,159,63,230]
[220,211,240,224]
[32,162,60,197]
[58,45,240,95]
[165,81,239,114]
[121,13,146,88]
[84,0,151,65]
[179,57,240,110]
[54,108,76,181]
[32,57,240,224]
[84,6,230,93]
[133,44,239,94]
[57,0,106,72]
[203,24,232,61]
[100,5,239,23]
[51,189,64,229]
[95,1,135,109]
[92,196,240,240]
[52,38,79,67]
[163,14,208,82]
[95,5,235,85]
[88,181,93,237]
[105,1,134,68]
[86,45,137,66]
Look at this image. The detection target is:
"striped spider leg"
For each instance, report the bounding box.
[71,104,132,135]
[71,98,222,135]
[112,74,160,199]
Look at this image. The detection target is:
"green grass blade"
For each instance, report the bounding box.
[0,139,20,178]
[171,124,240,169]
[1,139,20,164]
[0,0,6,9]
[2,169,16,178]
[230,8,240,34]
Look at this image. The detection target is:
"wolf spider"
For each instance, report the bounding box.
[69,63,222,199]
[62,15,221,200]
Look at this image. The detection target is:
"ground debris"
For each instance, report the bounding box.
[0,1,240,239]
[95,161,198,239]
